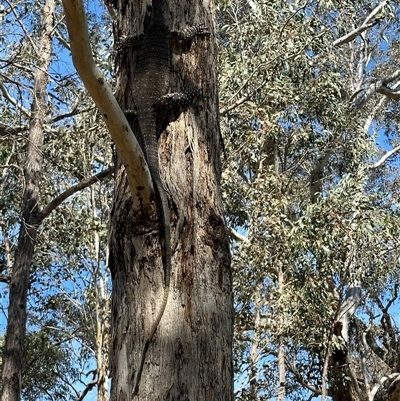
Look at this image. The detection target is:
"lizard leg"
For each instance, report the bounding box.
[124,108,138,123]
[115,33,145,53]
[171,24,210,42]
[154,87,201,110]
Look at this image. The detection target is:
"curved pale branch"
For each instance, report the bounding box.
[371,373,399,401]
[0,80,30,116]
[61,0,153,210]
[370,144,400,169]
[228,227,247,242]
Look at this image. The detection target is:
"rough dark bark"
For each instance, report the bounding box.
[328,322,361,401]
[388,375,400,401]
[0,1,54,400]
[109,0,233,400]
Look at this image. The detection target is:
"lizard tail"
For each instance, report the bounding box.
[133,286,170,395]
[134,116,172,394]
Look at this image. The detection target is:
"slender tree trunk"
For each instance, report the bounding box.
[95,273,110,401]
[277,268,286,401]
[109,0,233,399]
[0,1,54,400]
[91,185,110,401]
[249,284,261,400]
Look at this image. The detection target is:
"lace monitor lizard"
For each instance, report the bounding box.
[119,0,208,394]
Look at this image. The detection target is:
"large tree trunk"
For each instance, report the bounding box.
[0,1,54,400]
[109,0,233,399]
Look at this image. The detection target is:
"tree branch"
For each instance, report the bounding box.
[370,144,400,169]
[285,358,322,396]
[36,167,113,223]
[228,227,247,242]
[352,69,400,109]
[0,123,24,137]
[333,0,388,47]
[375,84,400,100]
[371,373,399,401]
[0,80,30,116]
[61,0,153,210]
[365,327,387,363]
[77,379,98,401]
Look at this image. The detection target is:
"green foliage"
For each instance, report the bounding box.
[0,0,113,399]
[21,331,79,401]
[218,0,400,399]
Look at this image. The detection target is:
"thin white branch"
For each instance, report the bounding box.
[333,0,388,47]
[370,373,399,401]
[370,144,400,169]
[363,97,386,135]
[0,80,30,116]
[54,28,71,50]
[61,0,152,210]
[228,227,247,242]
[353,69,400,109]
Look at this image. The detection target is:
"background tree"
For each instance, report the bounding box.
[218,0,400,400]
[0,1,113,400]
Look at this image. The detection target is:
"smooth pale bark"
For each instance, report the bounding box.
[0,1,54,400]
[62,0,152,210]
[333,0,388,47]
[109,0,233,400]
[249,284,261,398]
[277,269,286,401]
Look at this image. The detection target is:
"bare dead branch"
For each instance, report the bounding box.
[36,167,113,223]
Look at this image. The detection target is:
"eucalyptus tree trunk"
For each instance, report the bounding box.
[249,284,262,399]
[0,1,54,400]
[91,185,111,401]
[109,0,233,399]
[277,268,286,401]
